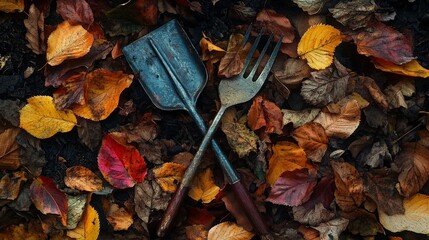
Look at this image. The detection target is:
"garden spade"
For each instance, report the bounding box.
[122,19,269,236]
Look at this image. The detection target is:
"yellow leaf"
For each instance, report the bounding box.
[266,141,315,185]
[200,35,225,62]
[298,24,343,70]
[188,168,221,203]
[20,96,77,139]
[208,222,254,240]
[372,58,429,78]
[47,21,94,66]
[153,162,186,193]
[0,0,24,12]
[72,69,133,121]
[67,205,100,240]
[379,193,429,234]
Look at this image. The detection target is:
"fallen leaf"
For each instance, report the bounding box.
[77,118,102,151]
[298,225,320,240]
[53,71,87,109]
[0,171,27,200]
[187,207,216,227]
[16,131,46,176]
[134,180,170,223]
[331,161,365,212]
[20,96,77,139]
[326,93,369,113]
[267,169,317,206]
[300,59,350,106]
[0,0,24,12]
[67,205,100,240]
[47,21,94,66]
[273,58,312,88]
[282,108,320,128]
[64,166,103,192]
[186,225,208,240]
[384,84,407,109]
[353,21,414,65]
[208,222,254,240]
[372,58,429,78]
[106,203,133,231]
[298,24,343,70]
[188,168,221,203]
[30,176,68,226]
[221,122,258,158]
[253,9,295,43]
[313,99,361,139]
[362,140,391,168]
[0,128,21,170]
[266,141,314,185]
[200,35,225,62]
[395,78,415,97]
[153,162,186,193]
[394,143,429,197]
[71,69,133,121]
[293,203,335,226]
[24,4,45,54]
[117,113,159,144]
[292,0,327,15]
[135,0,158,26]
[218,33,250,78]
[312,218,349,240]
[360,76,389,111]
[98,134,147,189]
[221,188,253,231]
[66,194,87,229]
[0,99,22,127]
[348,215,381,236]
[292,122,328,163]
[379,193,429,234]
[56,0,94,28]
[0,223,47,239]
[247,96,283,134]
[230,2,256,21]
[329,0,375,30]
[364,168,404,216]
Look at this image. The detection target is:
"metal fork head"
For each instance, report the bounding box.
[218,26,283,107]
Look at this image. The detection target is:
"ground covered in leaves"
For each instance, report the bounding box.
[1,0,429,239]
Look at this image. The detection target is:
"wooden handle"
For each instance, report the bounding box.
[156,184,189,237]
[230,181,269,235]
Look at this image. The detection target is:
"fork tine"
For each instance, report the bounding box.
[247,34,273,79]
[242,32,262,74]
[254,36,283,83]
[241,24,252,48]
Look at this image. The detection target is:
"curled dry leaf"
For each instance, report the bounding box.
[67,194,87,229]
[273,58,312,88]
[67,205,100,240]
[384,84,407,109]
[372,58,429,78]
[20,96,77,139]
[106,203,133,231]
[394,143,429,198]
[153,162,186,193]
[266,141,314,185]
[312,217,349,240]
[134,180,170,223]
[329,0,375,30]
[298,24,343,70]
[218,33,250,78]
[297,225,320,240]
[24,4,45,55]
[208,222,254,240]
[221,122,258,158]
[282,108,320,128]
[353,21,414,65]
[293,203,335,227]
[188,168,221,204]
[379,193,429,234]
[47,21,94,66]
[314,99,361,139]
[253,9,295,44]
[0,171,27,200]
[331,161,365,212]
[30,176,68,226]
[360,76,389,111]
[0,128,21,170]
[64,166,103,192]
[292,122,328,163]
[97,134,147,189]
[0,0,24,12]
[292,0,327,15]
[71,69,133,121]
[247,96,283,134]
[56,0,94,28]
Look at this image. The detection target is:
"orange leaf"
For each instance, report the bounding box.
[0,128,21,170]
[298,225,320,240]
[313,99,361,139]
[200,35,225,62]
[298,24,343,70]
[188,168,221,203]
[30,176,68,226]
[153,162,186,193]
[0,171,27,200]
[254,9,295,44]
[266,141,314,185]
[208,222,254,240]
[47,21,94,66]
[331,161,364,212]
[372,58,429,78]
[71,69,133,121]
[292,122,328,163]
[64,166,103,192]
[67,204,100,240]
[186,225,209,240]
[218,33,251,78]
[106,203,133,231]
[0,0,24,12]
[247,96,283,134]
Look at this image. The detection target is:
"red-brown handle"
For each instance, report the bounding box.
[156,184,189,237]
[230,181,269,235]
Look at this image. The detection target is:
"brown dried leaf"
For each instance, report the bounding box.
[384,84,407,109]
[298,225,320,240]
[23,4,45,55]
[218,33,250,78]
[292,0,327,15]
[312,218,349,240]
[221,122,258,158]
[119,113,159,144]
[293,203,335,226]
[56,0,94,28]
[331,161,365,212]
[329,0,375,30]
[0,128,21,170]
[77,118,102,151]
[106,203,133,231]
[273,58,312,88]
[254,9,295,43]
[282,108,320,128]
[53,71,86,109]
[360,76,389,111]
[247,96,283,134]
[64,166,103,192]
[221,188,253,232]
[186,225,208,240]
[134,179,170,223]
[314,99,361,139]
[292,122,328,163]
[0,171,27,200]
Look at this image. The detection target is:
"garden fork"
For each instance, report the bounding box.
[157,27,282,236]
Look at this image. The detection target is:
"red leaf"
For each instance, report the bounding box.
[302,176,335,210]
[247,96,283,134]
[29,176,68,226]
[56,0,94,28]
[98,134,147,189]
[267,169,317,206]
[186,207,216,228]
